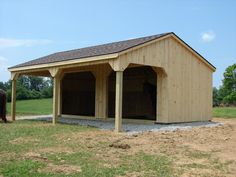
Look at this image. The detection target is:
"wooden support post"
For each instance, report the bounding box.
[52,76,59,124]
[115,71,123,132]
[11,79,17,121]
[10,73,19,121]
[49,68,61,125]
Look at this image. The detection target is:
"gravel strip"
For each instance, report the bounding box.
[28,116,222,134]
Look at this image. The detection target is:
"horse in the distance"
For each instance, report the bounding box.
[0,89,7,123]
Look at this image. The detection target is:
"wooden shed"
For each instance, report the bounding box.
[8,32,215,132]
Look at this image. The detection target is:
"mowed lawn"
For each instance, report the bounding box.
[213,107,236,118]
[7,99,52,115]
[6,98,236,118]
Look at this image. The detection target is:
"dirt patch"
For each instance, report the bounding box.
[0,152,16,161]
[109,143,131,149]
[56,130,123,143]
[24,152,48,162]
[116,171,145,177]
[24,151,82,175]
[9,137,39,145]
[38,163,82,174]
[39,147,74,155]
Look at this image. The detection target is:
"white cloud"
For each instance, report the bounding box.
[0,38,52,48]
[201,31,216,43]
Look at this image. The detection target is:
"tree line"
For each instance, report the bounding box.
[213,63,236,106]
[0,76,53,102]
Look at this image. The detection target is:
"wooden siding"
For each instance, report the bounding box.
[92,64,112,118]
[167,38,212,122]
[114,37,213,123]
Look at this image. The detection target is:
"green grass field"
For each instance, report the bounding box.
[7,98,52,115]
[6,98,236,118]
[213,107,236,118]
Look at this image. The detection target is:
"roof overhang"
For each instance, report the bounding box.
[169,33,216,72]
[8,53,118,72]
[8,33,216,73]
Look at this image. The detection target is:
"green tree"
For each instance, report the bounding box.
[16,85,30,100]
[0,81,7,91]
[27,76,46,91]
[3,76,53,102]
[220,63,236,106]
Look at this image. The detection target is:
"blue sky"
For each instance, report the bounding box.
[0,0,235,88]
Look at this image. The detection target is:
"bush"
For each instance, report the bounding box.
[29,89,42,99]
[16,86,30,100]
[222,92,236,106]
[41,86,53,98]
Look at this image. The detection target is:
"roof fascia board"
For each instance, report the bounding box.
[170,33,216,72]
[8,53,118,72]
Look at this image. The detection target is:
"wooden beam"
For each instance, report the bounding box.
[115,71,123,132]
[49,68,60,78]
[52,76,59,124]
[49,68,62,124]
[10,72,19,121]
[11,79,17,121]
[9,54,118,72]
[11,72,19,81]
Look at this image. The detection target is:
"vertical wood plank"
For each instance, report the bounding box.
[94,65,111,118]
[156,69,169,123]
[115,71,123,132]
[53,76,59,125]
[11,79,17,121]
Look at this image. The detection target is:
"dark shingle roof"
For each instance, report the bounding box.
[10,33,170,68]
[10,32,216,70]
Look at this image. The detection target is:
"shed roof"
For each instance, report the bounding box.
[9,32,215,70]
[10,33,169,68]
